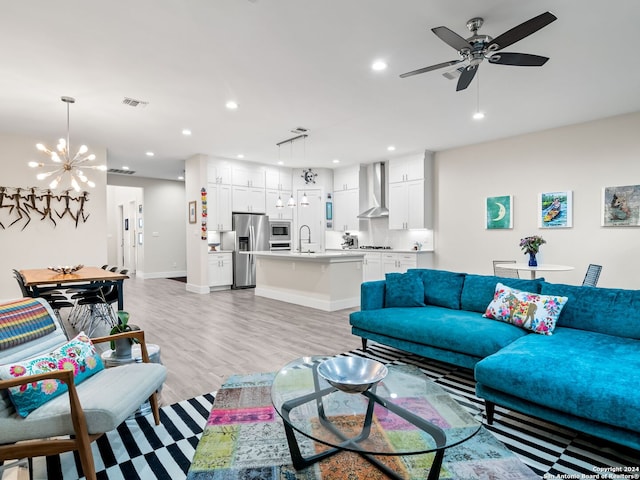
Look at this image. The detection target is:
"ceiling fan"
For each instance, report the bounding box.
[400,11,557,91]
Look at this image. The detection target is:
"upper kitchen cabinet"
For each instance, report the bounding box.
[232,186,266,213]
[232,164,265,188]
[333,164,360,191]
[265,166,293,191]
[388,154,425,184]
[388,151,434,230]
[208,159,232,184]
[333,189,359,232]
[207,182,232,231]
[265,189,293,220]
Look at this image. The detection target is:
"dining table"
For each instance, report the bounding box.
[494,263,574,280]
[19,266,129,310]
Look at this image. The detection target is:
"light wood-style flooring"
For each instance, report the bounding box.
[66,276,359,405]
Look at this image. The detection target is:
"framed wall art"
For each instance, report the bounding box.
[485,195,513,229]
[538,191,573,228]
[602,184,640,227]
[188,201,197,224]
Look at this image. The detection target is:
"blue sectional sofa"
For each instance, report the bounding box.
[349,269,640,451]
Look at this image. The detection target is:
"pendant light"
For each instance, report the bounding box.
[29,96,106,191]
[275,144,284,208]
[287,140,296,207]
[300,136,309,207]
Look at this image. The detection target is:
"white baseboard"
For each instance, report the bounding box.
[186,283,210,294]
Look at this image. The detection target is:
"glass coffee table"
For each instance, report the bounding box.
[271,356,482,480]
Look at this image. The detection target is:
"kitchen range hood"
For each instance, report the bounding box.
[358,162,389,218]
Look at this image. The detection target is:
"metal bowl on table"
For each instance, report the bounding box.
[318,357,388,394]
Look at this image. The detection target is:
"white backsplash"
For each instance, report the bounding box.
[325,217,433,251]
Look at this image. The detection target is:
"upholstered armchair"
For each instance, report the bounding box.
[0,298,167,480]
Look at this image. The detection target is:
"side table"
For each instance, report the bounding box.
[100,343,162,417]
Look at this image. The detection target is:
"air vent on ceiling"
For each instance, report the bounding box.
[108,168,136,175]
[290,126,308,134]
[122,97,149,108]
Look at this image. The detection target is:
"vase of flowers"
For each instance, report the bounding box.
[519,235,546,267]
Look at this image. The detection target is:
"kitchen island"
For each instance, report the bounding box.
[249,251,365,312]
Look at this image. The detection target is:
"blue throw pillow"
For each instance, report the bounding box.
[409,269,465,309]
[384,272,426,308]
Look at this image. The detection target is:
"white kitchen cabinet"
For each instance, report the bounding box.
[265,189,293,220]
[363,252,383,281]
[388,152,433,230]
[232,164,265,188]
[208,160,232,185]
[388,180,424,230]
[388,154,424,184]
[208,252,233,288]
[265,167,293,191]
[332,189,359,232]
[232,186,266,213]
[333,165,360,191]
[207,182,232,231]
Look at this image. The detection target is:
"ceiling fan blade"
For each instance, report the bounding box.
[456,65,477,91]
[399,60,462,78]
[488,52,549,66]
[487,11,557,51]
[432,26,472,51]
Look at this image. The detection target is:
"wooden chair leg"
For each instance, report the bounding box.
[75,434,97,480]
[150,392,161,425]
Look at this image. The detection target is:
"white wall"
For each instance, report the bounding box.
[0,133,107,299]
[435,111,640,289]
[107,175,186,279]
[106,185,143,272]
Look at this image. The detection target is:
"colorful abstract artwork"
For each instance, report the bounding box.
[486,195,513,229]
[602,185,640,227]
[538,191,573,228]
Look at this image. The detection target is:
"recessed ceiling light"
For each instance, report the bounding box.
[473,111,485,120]
[146,151,154,157]
[178,175,184,180]
[372,60,387,71]
[332,159,340,164]
[122,166,130,170]
[237,154,244,159]
[387,145,396,152]
[277,161,284,166]
[225,101,238,110]
[182,129,192,136]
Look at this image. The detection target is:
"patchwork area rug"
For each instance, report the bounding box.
[29,344,640,479]
[187,371,538,480]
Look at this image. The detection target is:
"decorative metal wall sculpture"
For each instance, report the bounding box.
[0,186,90,230]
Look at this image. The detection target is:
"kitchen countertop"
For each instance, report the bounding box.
[242,250,365,262]
[328,248,434,253]
[208,249,233,254]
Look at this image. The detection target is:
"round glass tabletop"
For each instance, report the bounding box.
[271,356,482,456]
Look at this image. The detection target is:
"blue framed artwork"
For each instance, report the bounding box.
[485,195,512,229]
[538,191,572,228]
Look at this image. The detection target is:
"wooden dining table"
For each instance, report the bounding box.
[19,266,129,310]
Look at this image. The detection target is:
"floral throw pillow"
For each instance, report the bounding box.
[0,332,104,417]
[483,282,568,335]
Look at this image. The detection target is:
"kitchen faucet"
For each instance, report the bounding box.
[298,224,311,252]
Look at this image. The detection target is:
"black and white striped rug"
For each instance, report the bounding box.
[32,344,639,479]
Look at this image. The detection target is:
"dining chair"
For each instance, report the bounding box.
[12,270,74,318]
[582,264,602,287]
[493,260,520,279]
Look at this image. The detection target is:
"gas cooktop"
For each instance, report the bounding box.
[359,245,392,250]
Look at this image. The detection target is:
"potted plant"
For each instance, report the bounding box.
[110,311,138,359]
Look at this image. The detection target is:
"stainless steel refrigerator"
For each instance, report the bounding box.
[232,213,270,288]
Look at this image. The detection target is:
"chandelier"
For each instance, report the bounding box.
[29,96,106,191]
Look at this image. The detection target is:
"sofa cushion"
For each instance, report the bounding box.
[384,272,425,308]
[475,328,640,432]
[349,306,528,359]
[460,274,544,314]
[0,332,105,417]
[0,298,57,351]
[484,282,568,335]
[540,282,640,339]
[408,269,465,310]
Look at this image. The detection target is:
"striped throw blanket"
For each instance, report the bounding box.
[0,298,56,351]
